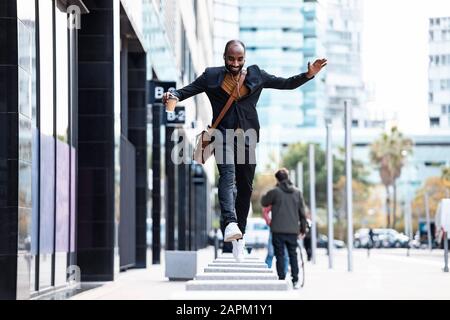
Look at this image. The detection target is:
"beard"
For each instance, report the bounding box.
[225,64,244,75]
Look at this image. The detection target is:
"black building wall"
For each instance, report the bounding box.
[0,0,20,300]
[127,52,147,268]
[77,0,147,280]
[77,0,118,281]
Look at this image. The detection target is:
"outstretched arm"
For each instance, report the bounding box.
[262,58,327,90]
[162,69,208,103]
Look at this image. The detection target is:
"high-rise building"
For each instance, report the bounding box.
[428,16,450,129]
[239,0,366,170]
[324,0,366,128]
[240,0,307,130]
[300,0,327,128]
[239,0,313,170]
[213,0,240,65]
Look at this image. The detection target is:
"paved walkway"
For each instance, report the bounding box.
[70,247,450,300]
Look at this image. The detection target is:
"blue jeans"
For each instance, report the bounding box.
[217,133,256,243]
[265,233,289,274]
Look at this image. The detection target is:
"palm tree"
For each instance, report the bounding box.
[370,127,413,228]
[443,167,450,181]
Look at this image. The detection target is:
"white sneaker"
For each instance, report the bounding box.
[224,222,242,242]
[232,239,245,262]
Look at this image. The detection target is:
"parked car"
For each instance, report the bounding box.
[316,234,346,249]
[354,228,379,248]
[378,229,410,248]
[245,218,270,249]
[354,228,409,248]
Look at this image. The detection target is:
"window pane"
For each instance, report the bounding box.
[38,0,55,291]
[56,10,69,142]
[39,0,54,136]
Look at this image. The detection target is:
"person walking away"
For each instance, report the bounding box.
[261,169,307,289]
[263,205,289,274]
[367,228,374,257]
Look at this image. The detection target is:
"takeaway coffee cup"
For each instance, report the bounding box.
[166,93,178,113]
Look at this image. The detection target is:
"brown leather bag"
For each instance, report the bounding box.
[193,69,247,164]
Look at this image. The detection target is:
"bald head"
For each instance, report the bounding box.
[223,40,246,76]
[224,40,246,56]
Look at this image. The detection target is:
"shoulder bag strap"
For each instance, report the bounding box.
[210,69,247,130]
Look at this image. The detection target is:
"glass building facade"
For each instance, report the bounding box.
[428,16,450,129]
[324,0,366,128]
[213,0,239,65]
[240,0,306,129]
[0,0,149,300]
[0,0,81,299]
[239,0,327,170]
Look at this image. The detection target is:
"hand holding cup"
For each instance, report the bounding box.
[162,92,179,113]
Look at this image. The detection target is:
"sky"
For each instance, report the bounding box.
[362,0,450,134]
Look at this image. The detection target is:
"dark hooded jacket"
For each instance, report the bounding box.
[261,180,307,235]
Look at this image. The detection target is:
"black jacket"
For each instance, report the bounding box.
[261,180,307,235]
[173,65,313,142]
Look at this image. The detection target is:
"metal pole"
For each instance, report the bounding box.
[425,193,433,251]
[405,200,410,257]
[69,17,79,269]
[444,232,449,272]
[297,162,304,192]
[404,201,409,238]
[214,228,219,260]
[345,101,353,272]
[290,170,297,187]
[408,201,414,256]
[309,144,317,264]
[408,201,414,240]
[326,124,334,269]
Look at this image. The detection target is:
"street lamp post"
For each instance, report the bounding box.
[309,144,317,264]
[444,231,449,273]
[345,101,353,272]
[425,192,433,251]
[297,162,304,193]
[290,170,297,187]
[326,123,334,269]
[405,200,413,257]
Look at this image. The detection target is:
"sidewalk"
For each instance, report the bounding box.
[70,247,450,300]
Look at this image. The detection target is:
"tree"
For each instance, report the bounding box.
[334,176,370,241]
[251,172,277,217]
[281,143,369,210]
[412,176,450,231]
[369,127,413,228]
[442,167,450,182]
